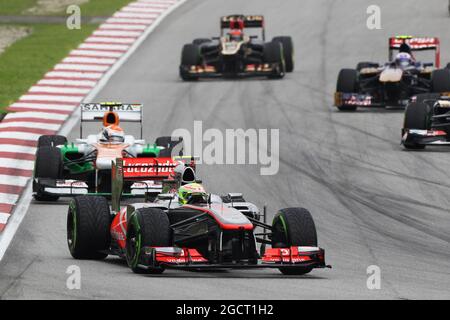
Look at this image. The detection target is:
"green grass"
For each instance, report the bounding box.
[0,0,134,16]
[0,0,36,15]
[0,24,97,113]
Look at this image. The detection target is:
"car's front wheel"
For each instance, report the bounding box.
[126,208,172,274]
[272,208,318,275]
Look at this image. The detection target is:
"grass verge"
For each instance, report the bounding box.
[0,0,135,16]
[0,24,97,113]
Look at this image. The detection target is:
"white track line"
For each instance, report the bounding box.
[0,194,20,205]
[45,71,104,79]
[3,112,68,121]
[19,94,83,103]
[0,132,43,141]
[79,42,130,50]
[0,213,10,225]
[10,102,76,111]
[100,24,148,30]
[54,63,110,72]
[0,175,31,186]
[28,86,91,94]
[93,30,142,37]
[0,158,34,170]
[114,12,159,19]
[0,145,37,154]
[64,56,117,65]
[38,79,97,87]
[85,36,137,44]
[70,49,124,58]
[0,122,61,131]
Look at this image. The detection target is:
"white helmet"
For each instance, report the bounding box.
[395,52,412,68]
[99,125,125,143]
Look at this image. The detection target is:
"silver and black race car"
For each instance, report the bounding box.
[334,36,450,111]
[179,15,294,80]
[67,157,330,275]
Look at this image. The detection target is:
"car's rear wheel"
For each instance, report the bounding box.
[263,41,285,79]
[272,208,318,275]
[192,38,210,46]
[431,69,450,93]
[180,44,201,81]
[336,69,358,111]
[126,208,172,274]
[272,36,294,72]
[155,136,183,157]
[403,102,430,150]
[67,196,111,259]
[356,61,379,71]
[415,93,440,108]
[33,146,63,201]
[37,135,67,148]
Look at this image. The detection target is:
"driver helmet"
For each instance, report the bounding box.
[178,183,207,205]
[229,29,243,42]
[100,124,125,143]
[395,52,413,68]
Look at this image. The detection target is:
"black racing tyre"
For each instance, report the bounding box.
[180,44,201,81]
[37,135,67,148]
[192,38,210,46]
[336,68,359,111]
[263,41,285,79]
[446,62,450,69]
[415,93,440,108]
[356,61,379,71]
[272,208,317,275]
[272,36,294,72]
[403,102,430,150]
[431,68,450,93]
[155,136,183,157]
[67,196,111,260]
[181,44,200,66]
[33,146,63,201]
[126,208,172,274]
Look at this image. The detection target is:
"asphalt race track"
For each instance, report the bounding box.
[1,0,450,299]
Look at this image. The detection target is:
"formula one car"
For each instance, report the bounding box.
[335,36,450,111]
[402,93,450,149]
[67,158,330,275]
[179,15,294,80]
[33,102,184,201]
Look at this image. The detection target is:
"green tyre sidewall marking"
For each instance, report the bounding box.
[129,214,142,269]
[68,201,77,252]
[278,214,289,244]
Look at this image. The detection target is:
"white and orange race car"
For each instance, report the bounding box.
[32,102,186,201]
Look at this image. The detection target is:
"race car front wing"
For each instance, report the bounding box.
[402,129,450,146]
[33,178,162,198]
[136,246,331,270]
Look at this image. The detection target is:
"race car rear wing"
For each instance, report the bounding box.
[389,36,440,67]
[111,157,198,211]
[220,15,265,40]
[79,102,143,139]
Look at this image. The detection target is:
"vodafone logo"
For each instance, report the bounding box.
[122,159,176,174]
